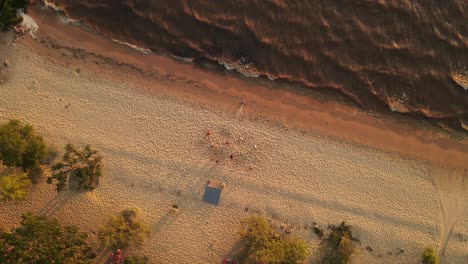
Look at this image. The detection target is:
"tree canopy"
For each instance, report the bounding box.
[124,255,149,264]
[238,215,310,264]
[0,212,96,263]
[0,169,31,201]
[47,144,102,192]
[98,208,150,249]
[421,247,438,264]
[319,222,357,264]
[0,120,47,171]
[0,0,28,30]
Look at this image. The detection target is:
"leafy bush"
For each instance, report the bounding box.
[422,247,438,264]
[0,169,31,201]
[47,144,102,191]
[98,208,150,249]
[0,212,95,263]
[0,120,47,171]
[313,222,324,238]
[320,222,357,264]
[238,215,310,264]
[0,0,28,30]
[124,255,149,264]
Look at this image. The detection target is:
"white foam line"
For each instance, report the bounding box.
[166,53,194,63]
[218,61,260,78]
[42,0,64,12]
[111,39,152,55]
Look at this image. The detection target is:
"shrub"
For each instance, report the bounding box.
[320,222,357,264]
[0,168,31,201]
[422,247,438,264]
[313,222,324,238]
[238,215,310,264]
[0,120,47,171]
[98,208,150,249]
[124,255,149,264]
[0,212,95,263]
[0,0,28,30]
[47,144,102,191]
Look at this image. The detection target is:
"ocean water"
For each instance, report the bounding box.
[51,0,468,131]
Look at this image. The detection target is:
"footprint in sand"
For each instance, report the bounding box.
[432,166,467,262]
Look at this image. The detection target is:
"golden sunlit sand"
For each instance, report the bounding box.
[1,39,467,263]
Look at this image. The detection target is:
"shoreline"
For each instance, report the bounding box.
[37,0,468,133]
[1,15,468,264]
[20,5,468,169]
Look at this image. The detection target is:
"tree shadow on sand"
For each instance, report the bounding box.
[38,190,78,217]
[151,161,220,234]
[152,209,181,234]
[225,240,242,264]
[91,244,113,264]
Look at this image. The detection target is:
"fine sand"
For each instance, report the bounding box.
[0,38,467,263]
[23,4,468,170]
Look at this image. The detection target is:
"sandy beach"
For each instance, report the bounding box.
[0,7,467,264]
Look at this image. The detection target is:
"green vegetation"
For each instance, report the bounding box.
[313,222,324,238]
[319,222,357,264]
[0,120,47,171]
[0,119,433,264]
[0,169,31,201]
[98,207,150,249]
[124,255,149,264]
[422,247,438,264]
[47,144,102,192]
[0,0,28,30]
[238,215,310,264]
[0,212,96,263]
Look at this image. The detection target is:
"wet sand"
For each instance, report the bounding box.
[0,5,467,264]
[25,5,468,169]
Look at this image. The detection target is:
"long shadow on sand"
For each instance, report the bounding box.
[231,175,435,234]
[96,144,446,238]
[38,190,77,217]
[152,210,181,234]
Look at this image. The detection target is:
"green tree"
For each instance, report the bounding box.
[238,215,310,264]
[47,144,102,192]
[422,247,438,264]
[0,120,47,171]
[0,212,95,263]
[124,255,149,264]
[0,0,28,30]
[0,169,31,201]
[319,222,357,264]
[98,207,150,249]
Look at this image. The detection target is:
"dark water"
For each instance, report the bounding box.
[51,0,468,131]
